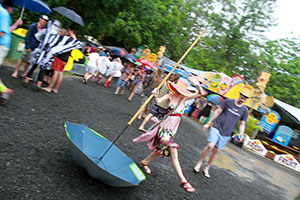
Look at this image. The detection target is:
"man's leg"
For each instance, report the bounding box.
[194,142,216,172]
[53,72,63,93]
[203,146,220,177]
[11,59,23,78]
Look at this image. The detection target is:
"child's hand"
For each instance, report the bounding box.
[152,88,159,97]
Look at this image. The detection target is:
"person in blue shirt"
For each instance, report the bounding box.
[0,0,22,104]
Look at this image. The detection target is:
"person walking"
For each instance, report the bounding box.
[193,85,253,179]
[0,0,22,103]
[114,60,133,95]
[133,79,204,193]
[11,15,48,78]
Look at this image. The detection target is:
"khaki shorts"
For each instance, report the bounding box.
[21,50,35,63]
[0,45,9,66]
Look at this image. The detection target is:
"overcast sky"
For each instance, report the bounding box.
[264,0,300,40]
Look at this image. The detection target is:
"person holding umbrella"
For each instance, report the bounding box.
[133,79,204,193]
[11,14,48,78]
[193,85,253,179]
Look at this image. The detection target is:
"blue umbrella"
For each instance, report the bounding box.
[64,121,146,187]
[12,0,51,18]
[206,94,224,105]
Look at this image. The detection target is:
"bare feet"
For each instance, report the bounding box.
[202,168,210,179]
[41,87,51,93]
[194,163,202,173]
[11,73,18,79]
[138,128,147,133]
[52,89,58,94]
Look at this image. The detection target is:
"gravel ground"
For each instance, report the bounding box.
[1,63,300,200]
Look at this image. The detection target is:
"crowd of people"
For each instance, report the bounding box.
[0,0,252,194]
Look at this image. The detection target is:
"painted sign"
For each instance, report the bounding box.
[224,75,245,99]
[217,77,231,95]
[256,71,271,92]
[134,46,145,59]
[139,48,151,60]
[243,136,268,157]
[209,73,222,92]
[260,111,280,134]
[274,154,300,172]
[272,125,293,146]
[148,53,157,63]
[157,45,166,58]
[202,72,214,88]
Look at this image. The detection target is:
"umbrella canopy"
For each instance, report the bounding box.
[121,54,136,64]
[13,0,51,18]
[137,59,154,69]
[105,46,128,56]
[64,121,145,187]
[207,94,224,105]
[53,6,85,27]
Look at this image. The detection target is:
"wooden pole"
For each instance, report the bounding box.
[128,28,207,125]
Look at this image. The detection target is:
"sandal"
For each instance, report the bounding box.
[140,161,151,174]
[180,182,195,193]
[202,170,211,179]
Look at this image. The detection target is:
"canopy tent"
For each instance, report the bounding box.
[274,99,300,126]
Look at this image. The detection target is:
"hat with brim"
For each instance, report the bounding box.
[240,84,253,98]
[167,79,193,97]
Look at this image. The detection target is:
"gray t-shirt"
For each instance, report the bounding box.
[212,99,248,136]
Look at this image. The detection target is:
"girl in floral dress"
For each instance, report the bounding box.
[133,79,203,193]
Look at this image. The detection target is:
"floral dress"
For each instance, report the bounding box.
[133,95,186,157]
[153,103,185,157]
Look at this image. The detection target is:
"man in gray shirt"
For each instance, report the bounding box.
[193,84,253,178]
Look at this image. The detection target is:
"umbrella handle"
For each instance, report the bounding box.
[20,7,25,19]
[127,28,207,125]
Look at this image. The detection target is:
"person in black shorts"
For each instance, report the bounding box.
[138,73,180,132]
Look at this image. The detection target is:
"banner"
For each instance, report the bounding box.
[243,136,268,157]
[217,77,231,95]
[274,154,300,172]
[260,111,280,134]
[224,75,244,99]
[134,46,145,59]
[209,73,222,92]
[272,125,293,146]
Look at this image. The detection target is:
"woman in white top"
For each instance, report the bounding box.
[103,58,124,87]
[82,49,102,83]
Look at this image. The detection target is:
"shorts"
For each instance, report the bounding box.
[21,50,35,63]
[51,57,67,72]
[0,45,9,65]
[207,127,231,150]
[116,78,126,88]
[150,104,167,119]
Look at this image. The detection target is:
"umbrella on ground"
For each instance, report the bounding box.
[64,121,146,187]
[12,0,51,18]
[53,6,84,27]
[207,94,224,105]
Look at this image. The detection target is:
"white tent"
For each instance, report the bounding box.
[274,99,300,124]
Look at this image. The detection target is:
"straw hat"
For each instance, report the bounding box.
[167,79,193,97]
[240,84,253,98]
